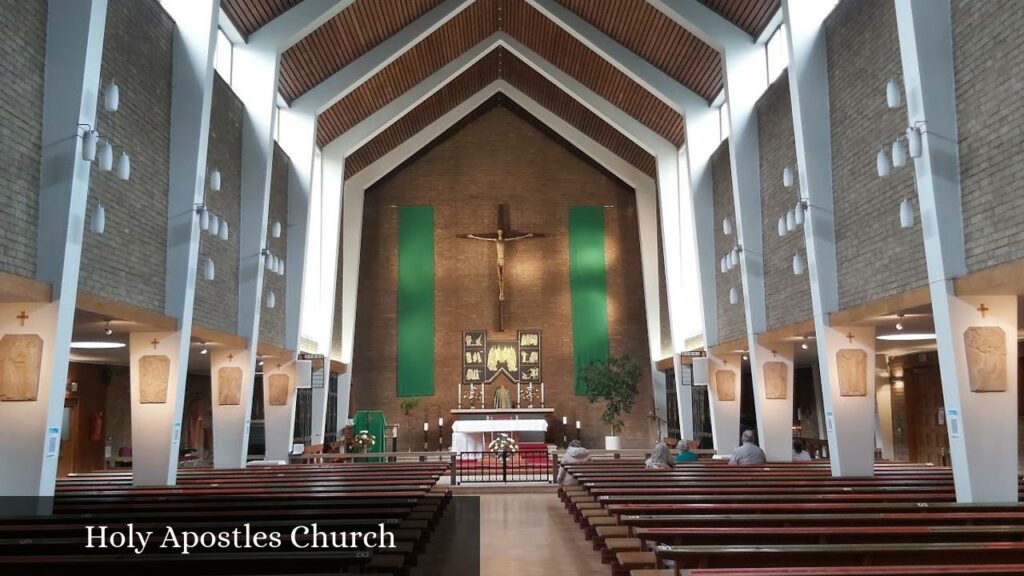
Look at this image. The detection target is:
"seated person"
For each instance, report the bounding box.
[645,442,674,469]
[729,429,767,465]
[674,441,699,463]
[792,440,812,461]
[557,440,592,485]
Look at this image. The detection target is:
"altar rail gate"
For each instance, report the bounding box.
[455,450,553,484]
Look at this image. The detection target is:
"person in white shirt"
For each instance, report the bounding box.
[792,440,813,462]
[729,429,767,465]
[557,440,592,484]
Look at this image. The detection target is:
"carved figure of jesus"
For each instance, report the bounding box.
[464,229,536,301]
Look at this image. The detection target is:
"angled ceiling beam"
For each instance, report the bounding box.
[646,0,752,49]
[526,0,706,113]
[292,0,476,114]
[248,0,354,51]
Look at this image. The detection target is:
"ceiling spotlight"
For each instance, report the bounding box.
[886,79,901,108]
[896,313,905,331]
[200,342,208,355]
[104,321,113,336]
[742,354,749,361]
[801,336,809,350]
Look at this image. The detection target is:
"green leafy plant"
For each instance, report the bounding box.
[581,355,641,436]
[399,397,422,416]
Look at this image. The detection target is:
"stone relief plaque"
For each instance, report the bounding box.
[139,355,171,404]
[0,334,43,401]
[836,349,867,397]
[715,370,736,401]
[763,361,788,400]
[268,374,290,406]
[964,326,1007,393]
[218,366,243,406]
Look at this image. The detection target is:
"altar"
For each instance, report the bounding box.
[450,408,553,453]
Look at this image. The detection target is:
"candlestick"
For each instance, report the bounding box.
[575,420,581,430]
[423,421,429,432]
[561,416,567,425]
[438,417,444,427]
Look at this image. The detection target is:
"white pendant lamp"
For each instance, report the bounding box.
[876,148,891,178]
[891,138,906,168]
[792,252,804,275]
[116,152,130,180]
[82,130,99,161]
[209,168,221,192]
[906,126,922,158]
[795,202,805,225]
[786,209,796,232]
[209,214,220,237]
[720,257,727,274]
[900,198,915,229]
[218,219,229,241]
[91,202,106,235]
[266,291,276,309]
[782,166,794,188]
[200,208,210,231]
[886,79,901,108]
[279,259,286,276]
[203,258,215,281]
[98,141,113,171]
[104,82,119,112]
[266,254,274,271]
[272,220,282,238]
[730,248,739,267]
[778,216,786,237]
[729,287,739,305]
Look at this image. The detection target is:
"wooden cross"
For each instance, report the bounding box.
[458,203,545,331]
[977,303,989,318]
[846,332,855,344]
[227,353,235,362]
[16,311,28,326]
[276,363,282,369]
[150,338,160,349]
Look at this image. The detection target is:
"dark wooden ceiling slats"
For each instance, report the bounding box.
[698,0,781,38]
[279,0,444,102]
[345,51,502,176]
[555,0,723,103]
[316,0,500,147]
[221,0,301,39]
[503,2,684,146]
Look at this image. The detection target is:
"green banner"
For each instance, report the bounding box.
[569,206,610,395]
[397,206,434,397]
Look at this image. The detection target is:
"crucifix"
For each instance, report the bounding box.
[459,204,544,331]
[16,311,29,326]
[150,338,160,350]
[977,303,989,318]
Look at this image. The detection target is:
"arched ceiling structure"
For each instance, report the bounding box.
[220,0,780,180]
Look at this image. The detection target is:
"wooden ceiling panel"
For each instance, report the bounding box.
[316,0,500,147]
[345,51,501,176]
[280,0,444,102]
[221,0,301,39]
[505,1,685,146]
[502,55,657,178]
[699,0,781,38]
[556,0,723,102]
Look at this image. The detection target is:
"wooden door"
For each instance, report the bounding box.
[905,366,949,465]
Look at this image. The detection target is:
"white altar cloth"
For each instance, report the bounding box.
[451,419,548,453]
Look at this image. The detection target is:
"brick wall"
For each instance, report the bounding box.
[351,106,655,450]
[826,0,926,310]
[0,0,46,278]
[758,77,813,331]
[953,0,1024,272]
[259,143,289,346]
[711,142,746,344]
[194,76,242,335]
[80,0,173,312]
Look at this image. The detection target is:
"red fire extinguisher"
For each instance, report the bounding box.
[90,412,103,443]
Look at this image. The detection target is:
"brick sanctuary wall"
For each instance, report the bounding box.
[81,0,173,312]
[826,0,926,310]
[351,106,655,450]
[711,141,746,344]
[953,0,1024,272]
[0,0,46,279]
[757,76,813,331]
[259,143,289,347]
[194,76,242,335]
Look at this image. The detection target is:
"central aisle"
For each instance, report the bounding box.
[480,493,607,576]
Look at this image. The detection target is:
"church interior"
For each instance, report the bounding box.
[1,0,1024,574]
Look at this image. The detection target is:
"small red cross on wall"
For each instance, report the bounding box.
[16,311,28,326]
[846,332,855,344]
[227,353,235,362]
[977,303,989,318]
[150,338,160,349]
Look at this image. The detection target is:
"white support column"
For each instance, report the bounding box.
[262,359,305,461]
[277,108,316,352]
[0,0,107,503]
[144,0,220,487]
[128,333,189,485]
[894,0,1012,503]
[315,152,344,357]
[209,348,256,467]
[819,325,877,476]
[749,343,795,462]
[707,354,742,455]
[682,106,722,347]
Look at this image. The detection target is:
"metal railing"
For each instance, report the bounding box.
[455,450,553,484]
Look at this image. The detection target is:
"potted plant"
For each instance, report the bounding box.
[581,355,641,450]
[399,397,421,416]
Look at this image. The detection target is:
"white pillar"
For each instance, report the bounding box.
[277,107,316,352]
[263,359,305,461]
[209,348,256,468]
[819,325,877,476]
[707,354,742,455]
[0,0,107,503]
[128,333,188,485]
[749,343,795,462]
